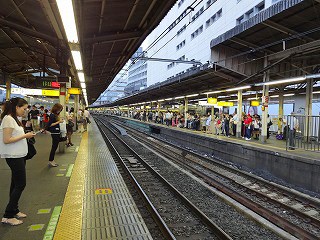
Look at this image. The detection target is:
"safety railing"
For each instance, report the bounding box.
[285,115,320,152]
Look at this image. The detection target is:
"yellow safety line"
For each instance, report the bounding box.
[53,132,88,240]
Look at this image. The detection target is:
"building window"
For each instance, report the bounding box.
[191,6,204,22]
[176,40,186,51]
[191,25,203,40]
[206,0,217,8]
[256,1,265,12]
[245,9,254,19]
[206,8,222,28]
[177,24,187,36]
[237,16,244,25]
[178,0,185,8]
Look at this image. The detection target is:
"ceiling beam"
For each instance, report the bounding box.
[268,39,320,61]
[262,20,314,42]
[84,30,142,44]
[0,18,57,45]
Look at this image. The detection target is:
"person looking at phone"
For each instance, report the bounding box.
[47,103,64,167]
[0,98,36,226]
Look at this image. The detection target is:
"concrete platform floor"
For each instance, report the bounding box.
[0,132,82,240]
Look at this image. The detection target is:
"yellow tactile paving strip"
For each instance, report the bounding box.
[53,132,88,240]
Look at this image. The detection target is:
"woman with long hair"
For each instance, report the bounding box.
[47,103,64,167]
[0,98,35,226]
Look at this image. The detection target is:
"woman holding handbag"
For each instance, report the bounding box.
[47,103,64,167]
[0,98,36,226]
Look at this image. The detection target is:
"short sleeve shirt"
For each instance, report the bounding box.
[0,115,27,158]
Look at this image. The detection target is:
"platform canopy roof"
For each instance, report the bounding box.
[0,0,177,104]
[103,0,320,107]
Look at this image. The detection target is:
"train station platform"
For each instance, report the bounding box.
[0,119,151,240]
[112,115,320,195]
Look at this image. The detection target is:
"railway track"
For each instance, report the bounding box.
[95,117,232,240]
[103,116,320,240]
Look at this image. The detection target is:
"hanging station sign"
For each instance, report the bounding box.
[35,77,60,89]
[250,100,260,107]
[207,97,217,104]
[217,101,234,107]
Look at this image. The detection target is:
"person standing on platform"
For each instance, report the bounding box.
[83,107,90,131]
[66,107,75,147]
[206,112,212,134]
[28,105,39,131]
[0,98,36,226]
[288,112,299,150]
[47,103,64,167]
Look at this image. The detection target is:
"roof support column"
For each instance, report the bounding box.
[304,78,313,141]
[184,97,188,128]
[261,82,270,143]
[59,84,67,153]
[5,73,11,100]
[236,90,243,138]
[278,90,284,133]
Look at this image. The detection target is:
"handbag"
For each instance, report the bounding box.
[25,137,37,160]
[67,120,74,128]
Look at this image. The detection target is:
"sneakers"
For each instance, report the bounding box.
[15,212,27,218]
[48,161,59,167]
[1,218,23,226]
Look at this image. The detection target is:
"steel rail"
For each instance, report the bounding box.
[95,116,232,240]
[112,117,320,240]
[95,118,176,240]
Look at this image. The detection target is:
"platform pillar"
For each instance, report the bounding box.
[184,97,188,128]
[278,91,284,133]
[236,90,243,138]
[59,84,66,153]
[261,74,270,143]
[5,73,11,100]
[304,78,313,141]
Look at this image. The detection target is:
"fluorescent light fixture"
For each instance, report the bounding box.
[158,99,165,102]
[165,98,173,101]
[229,99,238,102]
[270,95,279,98]
[202,90,223,95]
[174,96,185,99]
[284,93,294,97]
[77,72,85,83]
[72,51,83,70]
[226,86,251,92]
[247,97,259,100]
[306,73,320,79]
[263,76,306,86]
[186,94,199,97]
[313,91,320,94]
[56,0,78,43]
[80,82,86,89]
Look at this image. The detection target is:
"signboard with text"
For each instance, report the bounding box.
[35,77,60,89]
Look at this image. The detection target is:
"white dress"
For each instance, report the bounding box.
[0,115,27,158]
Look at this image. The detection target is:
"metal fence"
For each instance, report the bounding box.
[285,115,320,151]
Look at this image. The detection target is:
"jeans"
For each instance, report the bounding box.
[49,134,60,161]
[289,129,296,149]
[4,157,26,218]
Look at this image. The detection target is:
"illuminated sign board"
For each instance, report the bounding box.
[217,101,234,107]
[207,97,217,104]
[68,88,81,95]
[42,89,59,96]
[35,77,60,89]
[250,100,260,106]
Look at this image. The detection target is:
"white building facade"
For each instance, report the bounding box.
[145,0,281,86]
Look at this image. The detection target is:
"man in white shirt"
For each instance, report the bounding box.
[83,107,90,131]
[288,112,299,150]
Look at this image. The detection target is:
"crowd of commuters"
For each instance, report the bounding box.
[126,110,279,141]
[0,98,90,226]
